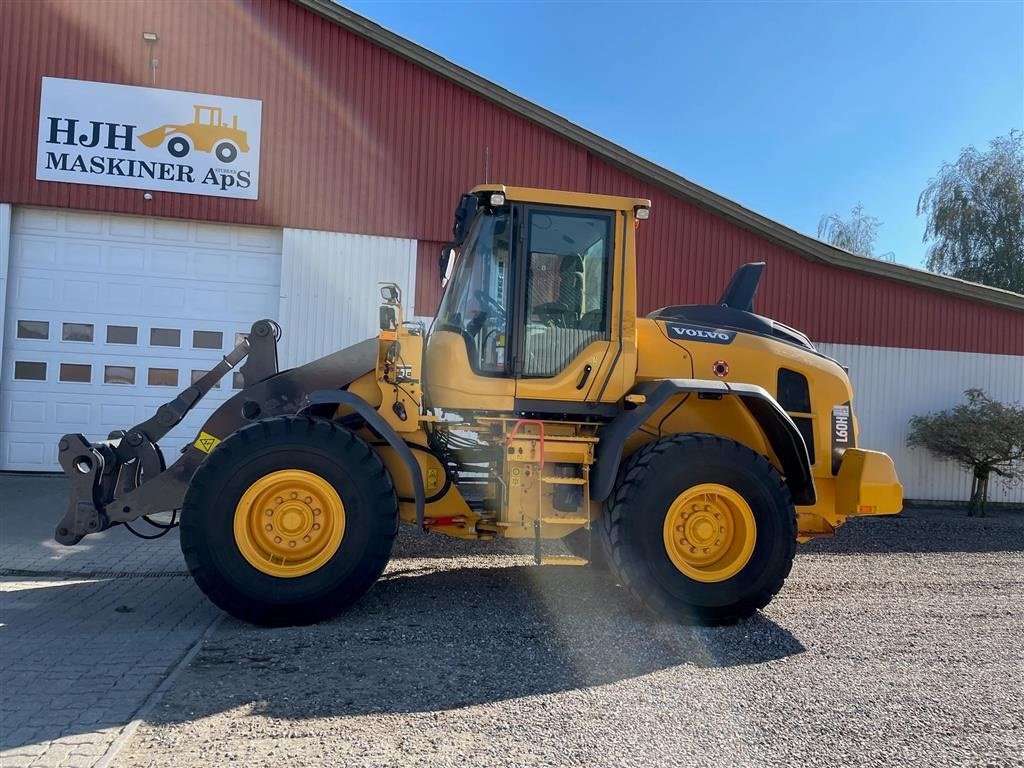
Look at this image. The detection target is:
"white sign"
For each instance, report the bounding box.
[36,77,262,200]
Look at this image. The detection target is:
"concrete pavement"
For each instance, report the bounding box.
[0,474,219,768]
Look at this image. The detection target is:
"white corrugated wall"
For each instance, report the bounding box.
[0,204,9,385]
[277,229,417,369]
[818,343,1024,504]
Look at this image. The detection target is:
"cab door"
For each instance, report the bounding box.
[512,205,629,411]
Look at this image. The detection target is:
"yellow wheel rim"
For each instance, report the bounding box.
[663,483,756,583]
[233,469,346,578]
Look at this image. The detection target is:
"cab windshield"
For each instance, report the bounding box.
[436,210,512,374]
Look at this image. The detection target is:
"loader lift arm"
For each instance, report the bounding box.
[55,320,281,545]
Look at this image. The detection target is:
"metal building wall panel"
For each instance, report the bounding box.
[1,0,1021,355]
[818,342,1024,503]
[0,204,10,385]
[278,228,416,368]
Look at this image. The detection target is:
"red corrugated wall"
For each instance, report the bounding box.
[1,0,1021,355]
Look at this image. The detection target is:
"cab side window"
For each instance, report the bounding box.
[435,212,513,375]
[522,210,612,377]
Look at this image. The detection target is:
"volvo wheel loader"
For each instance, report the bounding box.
[55,185,903,626]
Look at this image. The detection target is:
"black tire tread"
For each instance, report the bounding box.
[180,415,398,626]
[600,433,796,625]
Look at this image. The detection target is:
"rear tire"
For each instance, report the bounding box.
[214,141,238,163]
[180,416,398,626]
[601,433,796,625]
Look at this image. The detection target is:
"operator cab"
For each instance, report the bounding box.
[426,185,650,414]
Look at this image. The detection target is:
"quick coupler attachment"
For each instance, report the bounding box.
[55,434,115,545]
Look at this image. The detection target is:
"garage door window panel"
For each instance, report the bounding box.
[148,368,179,387]
[62,323,94,342]
[16,320,49,340]
[59,363,91,383]
[193,330,223,349]
[14,361,47,381]
[150,328,181,347]
[104,366,136,385]
[107,325,138,345]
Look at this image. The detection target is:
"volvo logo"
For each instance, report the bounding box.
[666,324,735,344]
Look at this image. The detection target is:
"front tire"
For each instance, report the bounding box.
[602,434,796,625]
[180,416,398,626]
[166,136,190,158]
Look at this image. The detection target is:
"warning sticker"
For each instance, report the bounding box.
[194,431,221,454]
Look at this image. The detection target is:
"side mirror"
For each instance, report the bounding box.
[439,246,456,287]
[451,194,479,244]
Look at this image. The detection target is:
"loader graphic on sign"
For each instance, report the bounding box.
[139,105,249,163]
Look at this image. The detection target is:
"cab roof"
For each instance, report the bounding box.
[471,184,651,214]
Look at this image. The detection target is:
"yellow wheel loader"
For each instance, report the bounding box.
[55,185,903,626]
[138,105,248,164]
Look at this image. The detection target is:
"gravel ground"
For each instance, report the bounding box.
[114,508,1024,768]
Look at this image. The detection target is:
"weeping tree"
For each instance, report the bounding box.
[817,203,895,261]
[918,130,1024,292]
[907,389,1024,516]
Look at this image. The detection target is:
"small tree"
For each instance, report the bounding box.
[907,389,1024,516]
[817,203,895,261]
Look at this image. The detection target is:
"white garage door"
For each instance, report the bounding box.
[1,207,282,471]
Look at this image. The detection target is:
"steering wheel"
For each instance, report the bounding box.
[474,289,506,320]
[532,302,572,328]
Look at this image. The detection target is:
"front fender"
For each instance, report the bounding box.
[299,390,426,530]
[592,379,816,506]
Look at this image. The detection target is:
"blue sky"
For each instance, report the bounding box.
[343,0,1023,268]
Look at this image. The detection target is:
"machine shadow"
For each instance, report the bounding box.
[150,562,806,725]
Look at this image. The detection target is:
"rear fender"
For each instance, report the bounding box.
[592,379,816,506]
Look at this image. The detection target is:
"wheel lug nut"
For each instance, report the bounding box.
[703,547,709,553]
[690,547,696,553]
[288,540,296,548]
[291,492,298,499]
[312,523,320,531]
[305,496,312,504]
[275,497,283,504]
[304,535,311,542]
[265,524,272,531]
[313,508,321,516]
[274,536,282,543]
[676,525,684,532]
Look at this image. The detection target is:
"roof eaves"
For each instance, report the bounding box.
[295,0,1024,314]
